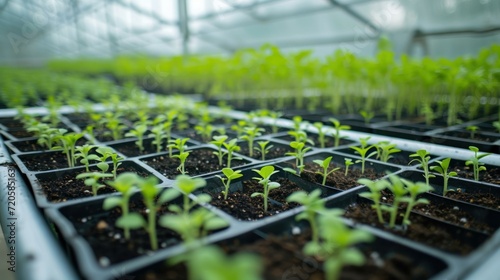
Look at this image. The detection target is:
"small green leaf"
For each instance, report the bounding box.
[103,196,122,210]
[116,213,145,229]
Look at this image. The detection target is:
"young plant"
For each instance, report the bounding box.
[409,149,434,186]
[286,189,325,243]
[95,146,124,179]
[167,137,189,158]
[38,128,66,150]
[103,111,126,141]
[240,126,264,158]
[313,156,340,185]
[103,172,139,239]
[493,121,500,133]
[400,179,433,226]
[269,110,283,134]
[74,144,97,172]
[195,124,215,143]
[381,175,408,229]
[359,109,374,125]
[76,172,113,196]
[125,124,148,152]
[285,141,312,175]
[210,135,228,166]
[312,122,327,148]
[251,166,280,213]
[349,137,374,174]
[173,152,190,175]
[329,118,351,147]
[165,175,210,214]
[465,146,491,181]
[231,120,248,138]
[304,211,373,280]
[149,124,166,153]
[255,140,273,161]
[54,132,84,168]
[222,138,241,168]
[430,158,457,196]
[466,125,479,139]
[373,141,401,163]
[216,167,243,200]
[344,158,354,176]
[358,178,388,224]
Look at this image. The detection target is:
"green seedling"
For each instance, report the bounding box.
[167,137,189,158]
[103,112,126,140]
[103,172,140,239]
[329,118,351,147]
[409,149,434,186]
[216,167,243,200]
[493,121,500,133]
[373,141,401,163]
[349,137,374,174]
[360,110,374,125]
[76,172,113,196]
[164,175,211,214]
[269,110,283,134]
[304,211,373,280]
[38,127,66,150]
[313,122,327,148]
[285,141,312,175]
[400,179,433,226]
[240,126,264,158]
[54,132,84,168]
[255,140,273,161]
[115,176,179,250]
[286,189,325,243]
[288,130,314,145]
[465,146,491,181]
[177,245,262,280]
[251,166,280,213]
[210,135,229,166]
[222,138,241,168]
[231,120,248,138]
[95,146,124,179]
[195,124,215,143]
[173,152,190,175]
[74,144,97,172]
[160,207,227,248]
[313,156,340,185]
[466,125,479,139]
[125,124,148,152]
[381,175,408,229]
[344,158,354,176]
[358,178,388,224]
[430,158,457,196]
[149,124,166,153]
[84,125,96,144]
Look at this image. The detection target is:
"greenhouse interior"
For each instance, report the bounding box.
[1,0,500,279]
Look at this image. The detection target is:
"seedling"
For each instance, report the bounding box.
[288,130,314,145]
[222,138,241,168]
[54,132,84,167]
[312,122,328,148]
[149,124,166,153]
[37,127,66,150]
[269,110,283,134]
[164,175,210,214]
[251,165,281,213]
[254,140,273,161]
[167,137,189,158]
[344,158,353,176]
[373,141,401,163]
[493,121,500,133]
[381,175,408,229]
[125,124,148,152]
[465,146,491,181]
[430,158,457,196]
[466,125,479,139]
[285,141,311,175]
[304,211,373,280]
[76,172,113,196]
[231,120,248,138]
[216,168,243,200]
[359,110,374,125]
[103,111,126,141]
[349,137,374,174]
[173,151,190,175]
[178,245,262,280]
[313,156,340,185]
[400,179,433,226]
[84,125,97,144]
[240,126,264,158]
[195,124,215,143]
[358,178,388,224]
[103,173,139,239]
[409,149,434,186]
[74,144,97,172]
[329,118,351,147]
[95,146,123,179]
[210,135,229,166]
[286,189,325,243]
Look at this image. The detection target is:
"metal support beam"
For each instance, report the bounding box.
[328,0,379,33]
[178,0,189,57]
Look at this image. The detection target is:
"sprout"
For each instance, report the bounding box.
[465,146,491,181]
[222,138,241,168]
[195,124,215,143]
[359,110,374,125]
[372,141,400,163]
[240,126,264,158]
[284,141,311,175]
[358,178,387,224]
[381,175,408,229]
[466,125,479,139]
[430,158,457,196]
[312,122,327,148]
[313,156,340,185]
[76,172,113,196]
[349,137,374,174]
[400,178,433,226]
[210,135,229,166]
[125,124,148,152]
[254,140,273,161]
[409,149,434,186]
[54,132,84,168]
[74,144,97,172]
[94,146,124,179]
[173,151,190,175]
[251,166,280,213]
[286,189,325,243]
[216,167,243,200]
[167,137,190,158]
[329,118,351,147]
[149,124,166,153]
[344,158,354,176]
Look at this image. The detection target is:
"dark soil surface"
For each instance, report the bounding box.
[0,117,24,130]
[207,178,302,221]
[450,165,500,185]
[238,142,292,160]
[137,229,435,280]
[110,138,162,157]
[445,189,500,211]
[298,162,386,190]
[17,151,84,172]
[4,129,33,139]
[9,137,88,153]
[141,148,250,179]
[35,163,155,203]
[440,131,496,143]
[344,202,479,255]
